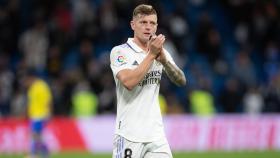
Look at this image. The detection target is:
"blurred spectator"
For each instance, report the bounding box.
[167,12,189,54]
[263,73,280,113]
[59,68,83,115]
[22,70,52,158]
[189,77,215,116]
[63,38,95,77]
[262,2,280,47]
[10,88,26,117]
[0,55,14,116]
[52,0,73,34]
[71,0,95,27]
[243,85,264,115]
[49,0,73,52]
[218,78,243,113]
[263,42,280,82]
[0,0,20,53]
[97,67,115,114]
[72,79,98,117]
[47,45,62,77]
[98,0,118,44]
[166,93,184,114]
[18,16,49,72]
[71,0,98,42]
[234,22,249,46]
[196,12,221,65]
[231,49,257,88]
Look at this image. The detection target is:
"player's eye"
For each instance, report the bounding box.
[150,22,156,26]
[140,21,147,24]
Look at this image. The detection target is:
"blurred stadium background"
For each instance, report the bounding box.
[0,0,280,157]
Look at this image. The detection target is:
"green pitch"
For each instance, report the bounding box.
[1,151,280,158]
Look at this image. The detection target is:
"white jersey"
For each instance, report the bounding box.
[110,38,175,142]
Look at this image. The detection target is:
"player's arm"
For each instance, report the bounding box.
[162,61,186,86]
[156,50,186,86]
[117,53,156,90]
[117,34,165,90]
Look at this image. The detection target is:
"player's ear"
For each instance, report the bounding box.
[130,20,135,31]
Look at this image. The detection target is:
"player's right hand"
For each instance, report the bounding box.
[148,34,165,57]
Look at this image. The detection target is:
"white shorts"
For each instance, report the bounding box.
[112,135,173,158]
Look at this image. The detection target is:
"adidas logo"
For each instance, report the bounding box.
[132,60,139,65]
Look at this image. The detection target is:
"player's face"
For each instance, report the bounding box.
[131,14,158,43]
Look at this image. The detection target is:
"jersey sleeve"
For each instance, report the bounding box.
[110,46,133,77]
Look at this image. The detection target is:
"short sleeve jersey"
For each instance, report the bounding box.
[110,38,175,142]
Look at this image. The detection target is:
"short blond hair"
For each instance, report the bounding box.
[133,4,157,19]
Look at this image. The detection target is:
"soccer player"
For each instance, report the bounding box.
[23,71,52,158]
[110,4,186,158]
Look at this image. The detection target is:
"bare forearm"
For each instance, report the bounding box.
[163,61,186,86]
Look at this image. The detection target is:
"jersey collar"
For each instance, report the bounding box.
[127,38,144,53]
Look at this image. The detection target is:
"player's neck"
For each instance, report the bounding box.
[133,38,148,53]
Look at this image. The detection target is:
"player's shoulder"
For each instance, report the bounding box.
[111,43,130,55]
[112,43,129,51]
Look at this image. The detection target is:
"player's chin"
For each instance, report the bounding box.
[143,36,150,42]
[141,37,149,43]
[143,34,150,39]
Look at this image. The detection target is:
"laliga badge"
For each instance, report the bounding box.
[117,55,127,65]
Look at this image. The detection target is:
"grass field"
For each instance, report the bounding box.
[1,151,280,158]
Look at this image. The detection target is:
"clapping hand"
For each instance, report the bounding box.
[148,34,165,58]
